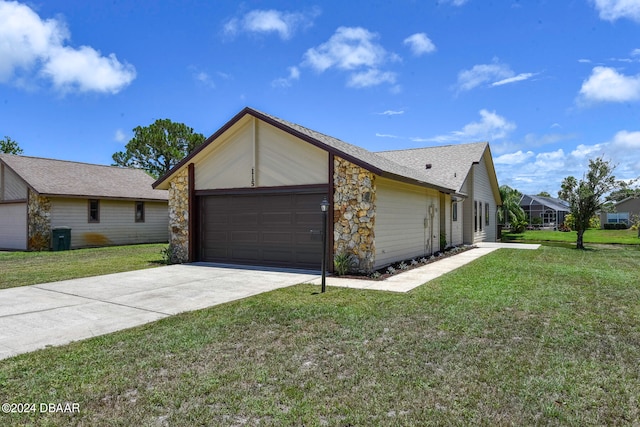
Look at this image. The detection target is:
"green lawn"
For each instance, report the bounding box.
[0,245,638,426]
[0,244,166,289]
[503,228,640,246]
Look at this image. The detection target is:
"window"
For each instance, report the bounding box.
[452,201,458,222]
[88,199,100,223]
[135,201,145,222]
[474,201,478,232]
[607,212,629,224]
[485,203,490,226]
[479,202,483,231]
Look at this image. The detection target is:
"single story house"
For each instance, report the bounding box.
[600,197,640,228]
[0,154,169,251]
[153,107,502,273]
[520,194,569,229]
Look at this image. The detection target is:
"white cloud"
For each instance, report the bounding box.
[578,58,592,63]
[348,68,396,88]
[377,110,404,115]
[570,143,606,158]
[114,129,126,142]
[455,61,513,92]
[403,33,436,56]
[494,150,534,164]
[302,26,398,88]
[610,130,640,148]
[632,48,640,57]
[443,0,469,5]
[492,72,536,86]
[224,8,319,40]
[419,109,516,142]
[579,66,640,103]
[0,1,135,93]
[375,133,400,138]
[304,27,389,72]
[271,66,300,87]
[592,0,640,22]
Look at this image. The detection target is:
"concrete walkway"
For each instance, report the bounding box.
[309,242,540,292]
[0,242,538,361]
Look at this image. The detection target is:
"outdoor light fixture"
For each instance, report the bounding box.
[320,197,329,293]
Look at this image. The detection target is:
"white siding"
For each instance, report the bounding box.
[256,121,327,187]
[374,177,440,269]
[0,163,28,201]
[50,198,168,248]
[0,202,27,250]
[195,118,254,190]
[450,196,464,247]
[470,153,498,243]
[194,117,328,191]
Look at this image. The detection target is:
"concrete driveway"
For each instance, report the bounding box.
[0,263,319,361]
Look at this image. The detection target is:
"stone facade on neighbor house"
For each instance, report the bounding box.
[333,156,376,273]
[27,190,51,251]
[154,107,503,273]
[167,167,190,264]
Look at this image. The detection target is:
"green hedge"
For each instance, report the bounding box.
[603,223,629,230]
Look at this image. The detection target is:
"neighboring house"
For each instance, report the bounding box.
[0,154,169,251]
[153,107,502,273]
[600,197,640,228]
[519,194,569,229]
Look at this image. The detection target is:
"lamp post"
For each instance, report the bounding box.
[320,197,329,293]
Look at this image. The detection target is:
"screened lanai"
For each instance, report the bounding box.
[520,194,570,229]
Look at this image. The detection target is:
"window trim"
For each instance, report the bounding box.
[88,199,100,223]
[135,201,145,223]
[452,201,458,222]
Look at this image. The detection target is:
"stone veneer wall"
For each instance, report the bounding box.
[28,190,51,251]
[168,168,189,263]
[333,156,376,273]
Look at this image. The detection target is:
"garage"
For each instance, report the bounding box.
[198,191,326,269]
[0,202,27,250]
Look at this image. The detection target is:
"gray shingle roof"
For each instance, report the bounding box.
[520,194,569,212]
[376,142,489,193]
[0,153,168,201]
[154,107,494,195]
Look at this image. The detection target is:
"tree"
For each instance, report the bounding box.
[558,156,623,249]
[536,191,551,197]
[112,119,205,178]
[498,185,526,231]
[605,187,640,202]
[0,136,23,155]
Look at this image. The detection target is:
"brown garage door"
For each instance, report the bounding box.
[199,192,325,269]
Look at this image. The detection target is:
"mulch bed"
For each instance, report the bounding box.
[336,245,477,281]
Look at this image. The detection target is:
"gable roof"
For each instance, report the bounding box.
[0,153,168,201]
[520,194,569,212]
[153,107,458,194]
[376,142,490,193]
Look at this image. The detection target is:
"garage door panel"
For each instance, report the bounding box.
[199,192,325,269]
[263,231,292,243]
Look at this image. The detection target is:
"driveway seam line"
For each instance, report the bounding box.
[33,286,173,316]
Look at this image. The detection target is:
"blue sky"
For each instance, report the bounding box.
[1,0,640,196]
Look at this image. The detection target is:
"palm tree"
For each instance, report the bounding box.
[498,185,526,231]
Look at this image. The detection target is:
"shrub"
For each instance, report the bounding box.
[334,252,355,276]
[603,223,629,230]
